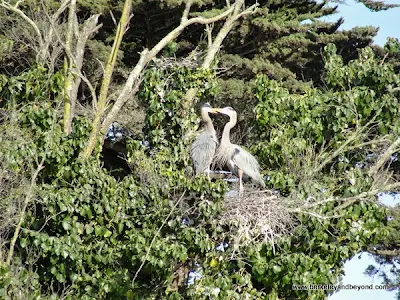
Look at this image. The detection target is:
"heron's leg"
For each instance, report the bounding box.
[238,168,244,195]
[207,167,211,181]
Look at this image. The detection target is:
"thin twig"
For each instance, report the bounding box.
[297,182,400,212]
[369,137,400,177]
[380,53,388,66]
[71,70,98,109]
[5,106,58,265]
[314,109,381,173]
[0,0,44,46]
[131,190,186,286]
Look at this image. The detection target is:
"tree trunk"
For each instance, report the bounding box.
[80,0,256,158]
[80,0,132,159]
[62,0,76,134]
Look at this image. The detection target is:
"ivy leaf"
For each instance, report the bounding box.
[20,238,28,248]
[62,218,71,231]
[272,265,282,274]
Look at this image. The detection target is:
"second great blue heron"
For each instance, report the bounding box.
[190,103,218,179]
[214,106,265,193]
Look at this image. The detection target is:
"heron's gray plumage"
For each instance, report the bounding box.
[190,104,218,175]
[230,147,265,187]
[215,107,265,190]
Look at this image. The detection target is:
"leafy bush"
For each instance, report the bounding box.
[0,45,396,299]
[253,44,400,194]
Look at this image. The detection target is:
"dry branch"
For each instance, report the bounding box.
[5,155,44,265]
[313,110,382,173]
[0,0,43,46]
[62,0,76,134]
[64,14,101,133]
[202,1,258,69]
[369,137,400,177]
[93,0,257,156]
[1,0,72,63]
[178,0,258,134]
[79,0,132,157]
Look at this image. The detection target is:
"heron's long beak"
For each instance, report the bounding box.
[212,108,223,113]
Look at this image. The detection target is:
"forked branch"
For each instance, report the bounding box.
[91,0,257,156]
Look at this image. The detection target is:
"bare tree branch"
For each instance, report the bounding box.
[291,210,345,220]
[0,0,44,47]
[314,109,381,173]
[182,0,193,22]
[100,50,149,134]
[346,137,391,152]
[80,0,132,158]
[205,23,213,49]
[389,86,400,93]
[179,0,258,119]
[233,2,258,21]
[146,5,236,61]
[202,0,253,68]
[62,0,76,134]
[294,182,400,214]
[40,0,71,68]
[98,1,250,142]
[71,70,98,109]
[67,14,101,126]
[369,137,400,177]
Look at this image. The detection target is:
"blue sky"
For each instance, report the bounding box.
[322,0,400,46]
[329,251,399,300]
[322,2,400,299]
[328,195,399,300]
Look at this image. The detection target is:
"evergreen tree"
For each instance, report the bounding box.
[1,1,400,298]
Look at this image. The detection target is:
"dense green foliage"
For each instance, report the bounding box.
[1,0,399,299]
[0,66,231,299]
[0,45,396,299]
[253,44,400,194]
[363,202,400,299]
[140,65,218,150]
[251,202,387,299]
[247,44,397,298]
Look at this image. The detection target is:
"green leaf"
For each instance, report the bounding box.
[20,238,28,248]
[272,265,282,274]
[94,226,102,237]
[86,224,94,234]
[62,218,71,231]
[62,249,69,258]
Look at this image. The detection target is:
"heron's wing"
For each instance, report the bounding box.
[231,145,265,187]
[190,132,218,174]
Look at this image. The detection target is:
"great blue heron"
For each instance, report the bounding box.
[214,106,265,193]
[190,103,218,179]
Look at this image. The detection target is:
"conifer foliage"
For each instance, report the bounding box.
[0,0,399,299]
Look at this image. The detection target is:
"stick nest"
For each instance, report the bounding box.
[218,187,296,250]
[152,49,202,70]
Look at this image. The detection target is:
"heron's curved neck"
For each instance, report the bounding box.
[202,110,215,134]
[221,114,237,146]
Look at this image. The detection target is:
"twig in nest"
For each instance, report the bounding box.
[219,189,295,252]
[152,49,203,70]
